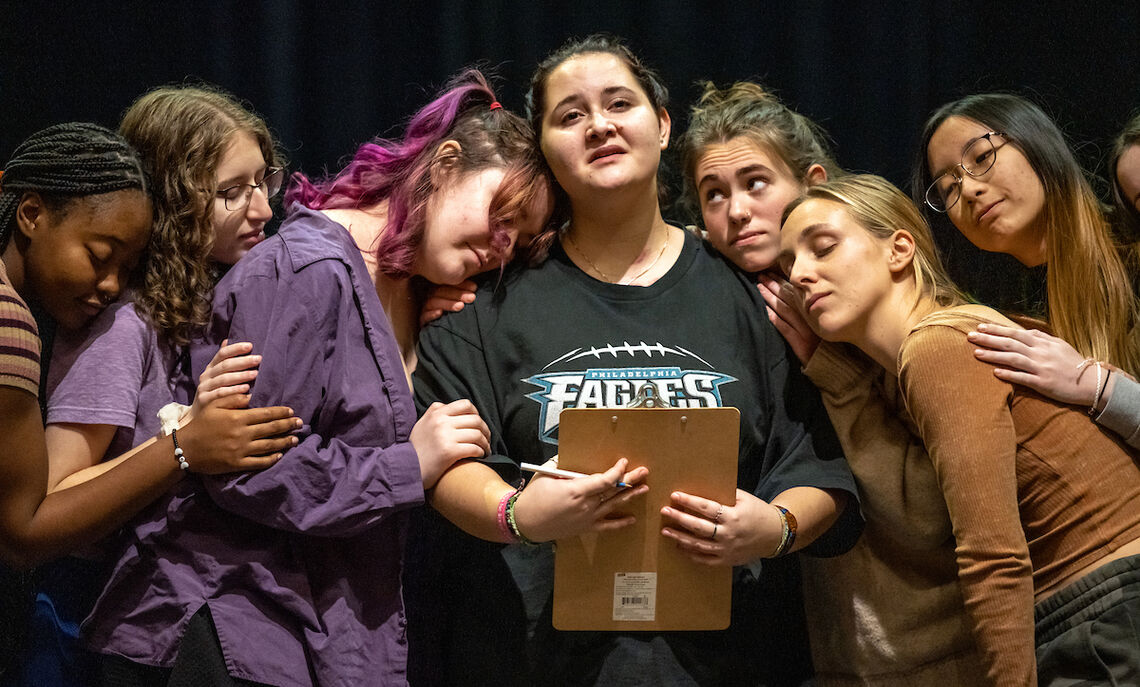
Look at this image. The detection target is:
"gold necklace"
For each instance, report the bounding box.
[565,227,670,286]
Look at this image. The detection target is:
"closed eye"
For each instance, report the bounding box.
[814,243,837,258]
[87,245,111,267]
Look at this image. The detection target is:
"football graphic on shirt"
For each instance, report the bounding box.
[523,341,737,445]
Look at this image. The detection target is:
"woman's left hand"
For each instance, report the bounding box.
[660,489,783,566]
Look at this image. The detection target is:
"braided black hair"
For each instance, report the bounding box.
[0,122,149,250]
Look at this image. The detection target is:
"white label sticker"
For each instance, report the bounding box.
[613,572,657,621]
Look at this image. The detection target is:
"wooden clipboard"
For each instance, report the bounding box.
[552,384,739,631]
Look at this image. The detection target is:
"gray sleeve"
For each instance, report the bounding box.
[1094,374,1140,449]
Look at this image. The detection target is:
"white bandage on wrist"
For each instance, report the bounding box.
[157,402,192,436]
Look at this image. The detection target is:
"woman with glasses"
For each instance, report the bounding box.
[913,94,1140,447]
[0,118,298,687]
[1113,114,1140,239]
[32,86,303,686]
[70,72,548,686]
[781,173,1140,686]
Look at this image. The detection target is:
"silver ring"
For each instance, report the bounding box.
[711,523,718,541]
[714,506,724,524]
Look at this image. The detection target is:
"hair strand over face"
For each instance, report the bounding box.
[286,69,553,278]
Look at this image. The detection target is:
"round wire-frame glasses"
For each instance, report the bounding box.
[924,132,1005,213]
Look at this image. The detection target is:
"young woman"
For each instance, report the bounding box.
[1112,112,1140,238]
[681,82,986,684]
[411,36,859,686]
[22,87,299,687]
[922,102,1140,450]
[913,93,1139,374]
[780,173,1140,686]
[81,71,549,686]
[0,123,297,682]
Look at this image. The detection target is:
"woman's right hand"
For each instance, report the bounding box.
[757,272,819,365]
[966,324,1101,405]
[419,280,478,326]
[411,400,492,489]
[175,394,301,474]
[510,457,650,542]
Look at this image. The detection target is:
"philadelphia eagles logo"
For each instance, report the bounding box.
[523,341,737,445]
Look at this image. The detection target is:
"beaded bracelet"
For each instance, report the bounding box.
[1089,361,1107,417]
[170,428,190,471]
[505,490,536,546]
[769,505,798,557]
[496,489,516,543]
[1091,367,1110,417]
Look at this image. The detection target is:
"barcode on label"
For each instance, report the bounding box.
[621,596,649,605]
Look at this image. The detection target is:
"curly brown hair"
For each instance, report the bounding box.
[119,84,282,346]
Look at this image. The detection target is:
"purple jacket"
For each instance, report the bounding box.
[84,207,424,686]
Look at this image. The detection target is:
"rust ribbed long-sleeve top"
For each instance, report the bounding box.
[898,305,1140,687]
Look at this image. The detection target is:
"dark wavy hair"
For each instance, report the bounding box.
[120,84,283,346]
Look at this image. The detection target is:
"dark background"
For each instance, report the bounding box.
[3,1,1138,310]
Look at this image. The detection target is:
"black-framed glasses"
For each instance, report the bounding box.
[924,132,1005,213]
[217,167,285,212]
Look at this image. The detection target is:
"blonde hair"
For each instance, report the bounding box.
[785,174,966,309]
[120,84,282,346]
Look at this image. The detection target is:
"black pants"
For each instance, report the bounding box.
[1036,554,1140,686]
[101,605,271,687]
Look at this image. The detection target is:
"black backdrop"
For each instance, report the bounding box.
[3,1,1138,309]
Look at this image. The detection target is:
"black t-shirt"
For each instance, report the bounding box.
[409,229,860,686]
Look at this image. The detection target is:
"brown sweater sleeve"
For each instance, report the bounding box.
[805,341,951,550]
[898,324,1035,687]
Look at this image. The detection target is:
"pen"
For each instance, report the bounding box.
[520,462,632,489]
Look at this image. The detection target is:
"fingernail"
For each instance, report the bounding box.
[462,293,476,302]
[294,418,303,427]
[291,436,299,445]
[977,324,989,331]
[253,355,262,362]
[452,303,464,311]
[966,332,978,340]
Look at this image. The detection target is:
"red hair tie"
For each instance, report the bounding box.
[489,101,503,111]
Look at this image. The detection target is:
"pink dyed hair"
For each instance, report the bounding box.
[287,69,551,278]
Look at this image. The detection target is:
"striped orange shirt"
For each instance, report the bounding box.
[0,259,40,397]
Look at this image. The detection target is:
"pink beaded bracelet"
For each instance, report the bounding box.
[497,489,517,543]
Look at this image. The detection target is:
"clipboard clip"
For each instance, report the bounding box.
[627,381,673,409]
